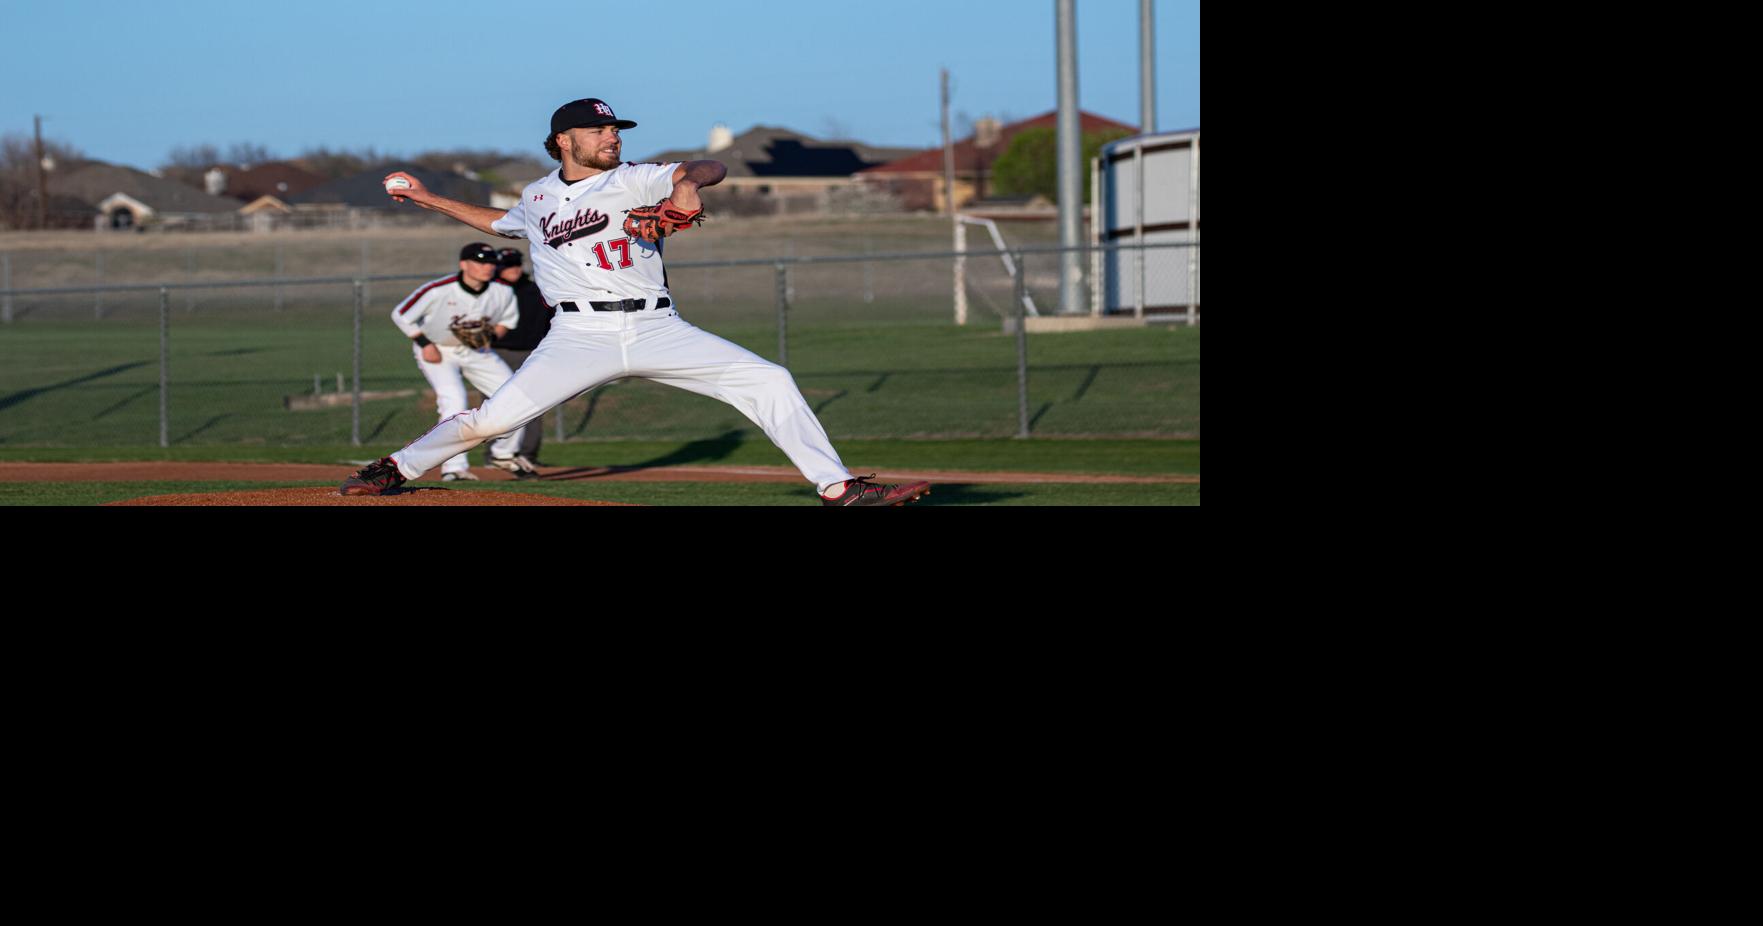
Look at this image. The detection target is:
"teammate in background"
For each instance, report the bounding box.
[342,97,927,506]
[389,242,538,482]
[489,247,553,465]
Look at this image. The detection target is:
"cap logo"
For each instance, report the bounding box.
[594,102,614,117]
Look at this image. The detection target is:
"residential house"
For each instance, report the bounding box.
[204,161,326,204]
[641,125,918,215]
[856,111,1138,213]
[52,162,242,230]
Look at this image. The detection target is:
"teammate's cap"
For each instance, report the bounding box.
[460,242,499,263]
[495,248,523,269]
[551,98,638,134]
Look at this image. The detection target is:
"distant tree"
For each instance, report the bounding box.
[819,116,852,140]
[0,133,91,229]
[408,148,531,177]
[225,142,276,168]
[988,126,1133,204]
[157,143,221,187]
[164,143,222,169]
[294,146,388,180]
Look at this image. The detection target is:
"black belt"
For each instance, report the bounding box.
[556,297,671,313]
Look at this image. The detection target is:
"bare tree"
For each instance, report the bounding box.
[294,145,391,180]
[157,143,222,187]
[407,148,530,178]
[819,116,852,140]
[0,132,90,229]
[954,110,976,140]
[225,142,276,167]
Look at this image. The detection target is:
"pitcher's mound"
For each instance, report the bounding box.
[107,487,633,506]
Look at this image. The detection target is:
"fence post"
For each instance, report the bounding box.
[159,287,170,448]
[953,222,967,325]
[554,405,564,443]
[2,252,11,324]
[352,280,363,447]
[94,252,104,319]
[360,240,372,308]
[184,248,195,312]
[1014,252,1030,439]
[775,262,790,367]
[274,243,284,312]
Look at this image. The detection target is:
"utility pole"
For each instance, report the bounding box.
[34,115,49,229]
[1140,0,1158,134]
[944,67,964,324]
[1055,0,1084,314]
[940,69,956,217]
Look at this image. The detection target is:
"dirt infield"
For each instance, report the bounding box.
[0,460,1196,506]
[108,487,629,506]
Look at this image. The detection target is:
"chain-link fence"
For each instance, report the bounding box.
[0,242,1198,449]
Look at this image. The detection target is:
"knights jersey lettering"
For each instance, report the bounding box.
[491,162,680,305]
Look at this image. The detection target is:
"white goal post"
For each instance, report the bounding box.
[953,214,1040,325]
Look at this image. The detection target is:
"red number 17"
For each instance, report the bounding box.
[591,239,633,271]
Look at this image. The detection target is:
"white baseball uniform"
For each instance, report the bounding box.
[390,273,527,476]
[385,162,856,492]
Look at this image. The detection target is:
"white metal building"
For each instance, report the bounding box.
[1091,129,1200,321]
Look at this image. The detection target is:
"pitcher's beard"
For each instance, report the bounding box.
[572,147,621,171]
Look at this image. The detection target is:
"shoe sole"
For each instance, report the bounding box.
[890,484,930,506]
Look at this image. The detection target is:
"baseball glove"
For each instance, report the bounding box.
[623,197,706,243]
[449,317,496,350]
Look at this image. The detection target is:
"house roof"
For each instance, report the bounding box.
[219,162,325,202]
[484,158,554,191]
[859,110,1139,175]
[287,164,492,209]
[53,163,242,213]
[642,126,919,179]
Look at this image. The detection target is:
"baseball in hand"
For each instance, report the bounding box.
[385,176,412,192]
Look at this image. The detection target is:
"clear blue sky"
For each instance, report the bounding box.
[1,0,1199,170]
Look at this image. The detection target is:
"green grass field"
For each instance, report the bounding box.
[0,314,1198,445]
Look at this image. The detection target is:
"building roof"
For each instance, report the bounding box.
[642,126,919,179]
[859,110,1139,175]
[287,164,492,209]
[53,163,242,213]
[219,162,326,202]
[483,158,554,191]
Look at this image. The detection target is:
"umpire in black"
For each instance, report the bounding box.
[492,247,553,464]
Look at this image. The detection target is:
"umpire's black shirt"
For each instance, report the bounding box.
[494,274,552,351]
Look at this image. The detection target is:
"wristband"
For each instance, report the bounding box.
[413,334,433,347]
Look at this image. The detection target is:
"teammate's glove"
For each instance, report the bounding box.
[623,197,706,243]
[449,318,496,350]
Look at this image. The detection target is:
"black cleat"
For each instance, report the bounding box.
[340,456,408,496]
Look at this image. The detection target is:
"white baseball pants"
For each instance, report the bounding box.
[390,309,854,492]
[411,345,526,476]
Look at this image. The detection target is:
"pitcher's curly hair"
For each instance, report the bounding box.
[544,133,562,162]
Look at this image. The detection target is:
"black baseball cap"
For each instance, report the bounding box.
[459,242,499,263]
[495,248,523,269]
[551,98,637,135]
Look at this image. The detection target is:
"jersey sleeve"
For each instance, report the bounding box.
[489,285,520,330]
[390,284,432,338]
[631,162,681,203]
[491,199,528,239]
